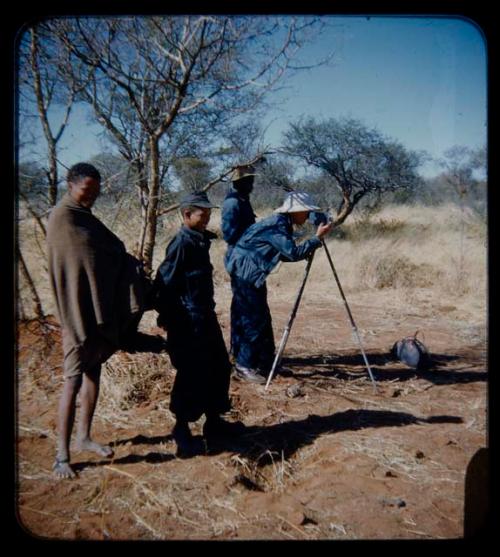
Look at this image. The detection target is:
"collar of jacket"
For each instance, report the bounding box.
[230,184,251,200]
[278,212,293,232]
[181,225,217,242]
[61,192,92,213]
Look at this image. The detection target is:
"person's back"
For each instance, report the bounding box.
[221,165,256,267]
[226,191,332,383]
[222,188,255,245]
[227,212,321,288]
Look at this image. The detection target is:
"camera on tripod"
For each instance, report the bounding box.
[308,210,333,226]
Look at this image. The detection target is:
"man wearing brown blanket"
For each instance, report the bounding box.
[47,162,146,479]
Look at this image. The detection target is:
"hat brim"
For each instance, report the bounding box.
[181,201,219,209]
[233,173,256,181]
[274,205,320,213]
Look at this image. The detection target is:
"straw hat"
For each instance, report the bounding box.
[274,191,321,213]
[231,164,256,182]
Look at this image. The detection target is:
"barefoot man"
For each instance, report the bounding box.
[47,162,147,478]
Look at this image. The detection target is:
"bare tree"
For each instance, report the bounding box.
[439,145,486,205]
[438,145,487,284]
[18,25,82,208]
[17,245,44,321]
[172,157,212,193]
[45,15,327,273]
[282,116,423,227]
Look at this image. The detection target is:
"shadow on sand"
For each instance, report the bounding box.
[202,408,463,463]
[280,351,487,385]
[74,408,463,472]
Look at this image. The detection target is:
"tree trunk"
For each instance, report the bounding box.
[18,246,44,320]
[47,141,59,207]
[141,137,161,276]
[131,159,150,260]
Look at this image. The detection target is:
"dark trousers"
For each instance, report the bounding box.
[167,310,231,422]
[230,276,275,372]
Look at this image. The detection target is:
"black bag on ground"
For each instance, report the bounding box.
[391,331,431,371]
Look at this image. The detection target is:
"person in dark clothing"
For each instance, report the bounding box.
[222,164,258,360]
[153,191,243,456]
[226,191,333,383]
[222,164,257,265]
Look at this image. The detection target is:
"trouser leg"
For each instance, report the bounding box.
[232,278,274,370]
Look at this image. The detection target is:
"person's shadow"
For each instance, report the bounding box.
[73,408,463,473]
[280,350,487,385]
[202,409,463,462]
[73,348,480,472]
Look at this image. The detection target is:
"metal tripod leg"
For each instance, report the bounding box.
[264,252,315,390]
[321,239,378,393]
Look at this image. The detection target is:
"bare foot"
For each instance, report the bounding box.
[53,458,76,479]
[75,438,114,458]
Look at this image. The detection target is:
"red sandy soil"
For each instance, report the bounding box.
[15,301,487,541]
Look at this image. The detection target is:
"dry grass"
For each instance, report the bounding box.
[17,201,487,322]
[98,352,171,423]
[262,203,486,321]
[17,200,487,425]
[16,201,487,541]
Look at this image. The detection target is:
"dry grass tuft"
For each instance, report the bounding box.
[230,447,297,494]
[360,254,442,289]
[99,352,171,417]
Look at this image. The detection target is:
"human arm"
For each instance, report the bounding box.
[315,221,333,239]
[268,224,322,262]
[151,237,184,326]
[221,198,243,245]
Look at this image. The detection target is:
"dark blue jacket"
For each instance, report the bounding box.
[153,226,217,328]
[226,213,322,288]
[222,187,256,265]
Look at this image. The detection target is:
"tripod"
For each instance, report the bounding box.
[264,240,378,393]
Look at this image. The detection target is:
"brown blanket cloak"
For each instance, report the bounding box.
[47,193,145,374]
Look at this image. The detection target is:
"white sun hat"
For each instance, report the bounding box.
[274,191,321,213]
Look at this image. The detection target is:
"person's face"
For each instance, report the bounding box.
[68,177,101,208]
[290,211,310,226]
[184,207,212,232]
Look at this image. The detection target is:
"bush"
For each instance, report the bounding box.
[360,254,441,289]
[342,218,406,242]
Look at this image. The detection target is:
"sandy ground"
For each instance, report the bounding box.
[15,280,488,541]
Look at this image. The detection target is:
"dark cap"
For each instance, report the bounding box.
[179,191,219,209]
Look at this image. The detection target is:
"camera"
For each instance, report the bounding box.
[308,211,332,226]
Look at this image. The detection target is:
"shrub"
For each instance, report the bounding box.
[360,254,440,289]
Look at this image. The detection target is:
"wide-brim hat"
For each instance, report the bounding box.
[180,191,219,209]
[274,191,321,214]
[231,164,256,182]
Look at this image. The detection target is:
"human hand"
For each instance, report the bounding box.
[316,221,333,239]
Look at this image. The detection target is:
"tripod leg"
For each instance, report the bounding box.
[265,326,291,390]
[264,253,315,390]
[321,240,378,393]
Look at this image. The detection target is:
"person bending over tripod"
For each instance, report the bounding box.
[226,191,332,383]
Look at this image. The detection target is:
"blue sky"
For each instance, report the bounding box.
[263,16,487,175]
[21,15,487,178]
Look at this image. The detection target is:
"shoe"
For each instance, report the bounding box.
[234,364,266,384]
[172,422,203,458]
[203,417,246,440]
